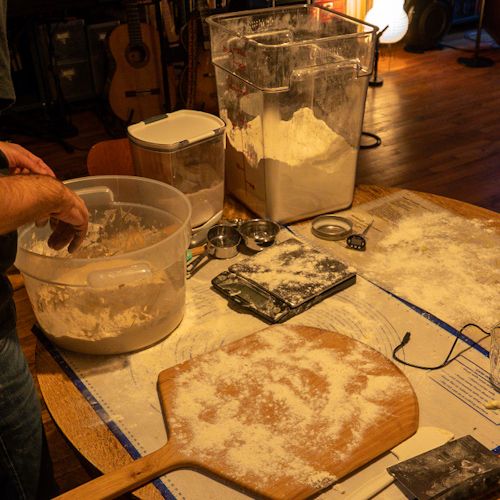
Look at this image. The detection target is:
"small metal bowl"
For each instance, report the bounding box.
[207,224,241,259]
[238,219,280,252]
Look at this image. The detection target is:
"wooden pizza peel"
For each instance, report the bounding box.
[55,325,419,499]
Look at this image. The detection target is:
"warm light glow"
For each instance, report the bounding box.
[365,0,409,44]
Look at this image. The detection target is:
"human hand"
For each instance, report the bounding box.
[47,186,89,253]
[0,142,57,226]
[0,142,56,177]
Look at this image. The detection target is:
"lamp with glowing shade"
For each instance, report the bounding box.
[365,0,409,86]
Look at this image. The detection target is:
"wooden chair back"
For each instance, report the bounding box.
[86,138,135,176]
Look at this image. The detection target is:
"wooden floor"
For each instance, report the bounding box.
[359,33,500,212]
[5,30,500,496]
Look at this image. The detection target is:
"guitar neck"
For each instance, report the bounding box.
[125,0,143,45]
[196,0,212,48]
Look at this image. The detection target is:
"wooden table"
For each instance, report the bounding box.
[16,185,497,499]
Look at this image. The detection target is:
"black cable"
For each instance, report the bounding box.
[392,323,491,370]
[360,131,382,149]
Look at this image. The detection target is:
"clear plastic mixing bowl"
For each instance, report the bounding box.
[15,175,192,355]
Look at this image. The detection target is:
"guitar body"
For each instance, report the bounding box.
[108,22,164,123]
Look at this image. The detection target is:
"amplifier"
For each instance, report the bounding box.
[38,20,96,102]
[50,19,88,62]
[55,61,94,102]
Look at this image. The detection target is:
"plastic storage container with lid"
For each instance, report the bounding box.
[207,5,376,223]
[128,110,226,229]
[16,175,192,355]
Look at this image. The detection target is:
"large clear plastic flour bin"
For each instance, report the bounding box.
[207,5,376,223]
[128,110,226,229]
[15,176,192,355]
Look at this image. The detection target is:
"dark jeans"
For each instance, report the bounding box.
[0,303,43,499]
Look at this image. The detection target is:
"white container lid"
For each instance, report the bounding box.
[127,110,225,152]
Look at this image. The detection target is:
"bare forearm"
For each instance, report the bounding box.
[0,174,66,234]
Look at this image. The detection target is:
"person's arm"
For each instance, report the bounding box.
[0,175,88,253]
[0,141,56,177]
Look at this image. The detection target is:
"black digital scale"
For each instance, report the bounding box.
[388,435,500,499]
[212,238,356,323]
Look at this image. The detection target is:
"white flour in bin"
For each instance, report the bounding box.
[24,208,185,351]
[225,107,357,222]
[185,181,224,228]
[168,325,409,490]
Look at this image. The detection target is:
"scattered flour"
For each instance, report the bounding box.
[361,211,499,329]
[229,238,354,307]
[225,107,357,222]
[167,325,411,492]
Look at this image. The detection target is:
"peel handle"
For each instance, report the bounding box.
[54,443,185,500]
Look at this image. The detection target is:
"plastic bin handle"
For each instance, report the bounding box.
[87,263,153,288]
[291,61,361,81]
[75,186,115,206]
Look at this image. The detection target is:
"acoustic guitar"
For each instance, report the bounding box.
[107,0,164,123]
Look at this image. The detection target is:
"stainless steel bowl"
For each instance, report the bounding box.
[238,219,280,252]
[207,224,241,259]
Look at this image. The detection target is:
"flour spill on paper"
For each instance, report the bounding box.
[168,325,410,489]
[359,211,499,329]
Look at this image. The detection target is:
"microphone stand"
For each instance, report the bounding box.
[458,0,494,68]
[369,25,389,88]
